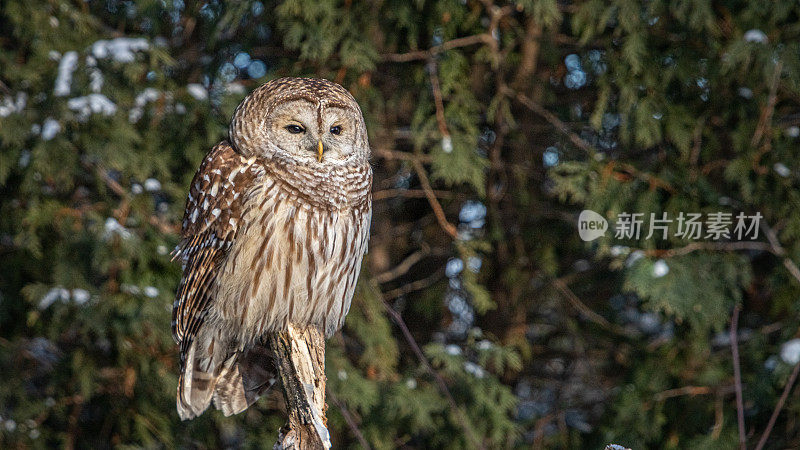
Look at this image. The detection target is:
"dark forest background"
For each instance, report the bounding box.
[2,0,800,448]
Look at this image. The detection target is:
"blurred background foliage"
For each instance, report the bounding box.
[1,0,800,448]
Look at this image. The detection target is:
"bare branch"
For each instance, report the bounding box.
[551,278,633,337]
[269,325,330,450]
[382,34,492,63]
[411,158,459,239]
[754,359,800,450]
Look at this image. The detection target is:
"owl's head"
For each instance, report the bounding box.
[229,77,369,166]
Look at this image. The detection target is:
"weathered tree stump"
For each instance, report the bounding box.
[269,324,330,450]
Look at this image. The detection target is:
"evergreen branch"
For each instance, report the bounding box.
[730,305,747,450]
[381,299,486,450]
[505,88,676,193]
[754,358,800,450]
[327,389,372,450]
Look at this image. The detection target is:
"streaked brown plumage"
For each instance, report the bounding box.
[172,77,372,420]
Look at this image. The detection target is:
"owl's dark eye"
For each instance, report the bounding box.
[285,124,305,134]
[329,125,342,135]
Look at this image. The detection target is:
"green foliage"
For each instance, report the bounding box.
[624,254,752,333]
[2,0,800,448]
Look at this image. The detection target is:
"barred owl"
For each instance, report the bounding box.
[172,77,372,420]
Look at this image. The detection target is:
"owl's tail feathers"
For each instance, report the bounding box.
[176,341,220,420]
[177,340,277,420]
[212,343,277,416]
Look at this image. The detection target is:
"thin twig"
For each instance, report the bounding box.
[327,389,372,450]
[643,241,774,258]
[551,278,632,337]
[382,34,492,62]
[372,147,433,163]
[763,222,800,285]
[427,60,451,144]
[381,299,485,450]
[373,188,455,201]
[754,359,800,450]
[382,269,445,300]
[411,159,459,239]
[731,305,747,450]
[652,384,735,402]
[751,61,783,149]
[374,245,433,284]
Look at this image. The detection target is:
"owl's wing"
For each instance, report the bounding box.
[172,141,259,348]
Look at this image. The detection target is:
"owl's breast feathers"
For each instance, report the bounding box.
[173,141,372,351]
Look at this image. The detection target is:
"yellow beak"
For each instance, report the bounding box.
[317,140,324,162]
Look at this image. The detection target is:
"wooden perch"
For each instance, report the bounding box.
[269,324,331,450]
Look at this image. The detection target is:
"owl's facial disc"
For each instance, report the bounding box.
[266,99,361,165]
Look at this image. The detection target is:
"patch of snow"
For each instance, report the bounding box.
[54,51,78,96]
[129,88,160,122]
[780,338,800,365]
[103,217,132,240]
[71,289,90,305]
[467,256,482,272]
[652,259,669,277]
[39,287,70,309]
[144,178,161,192]
[67,94,117,120]
[187,83,207,100]
[121,284,141,295]
[476,339,493,350]
[143,286,159,298]
[610,245,629,256]
[737,87,753,99]
[131,183,143,194]
[445,344,462,356]
[88,66,103,93]
[442,135,453,153]
[0,92,27,117]
[786,126,800,138]
[464,361,486,378]
[18,150,30,168]
[774,163,791,178]
[445,258,463,277]
[91,37,149,63]
[41,118,61,141]
[626,250,645,267]
[743,29,768,44]
[225,82,246,94]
